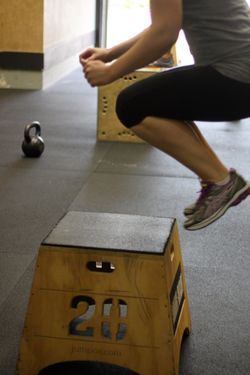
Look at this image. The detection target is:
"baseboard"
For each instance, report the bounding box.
[0,54,81,90]
[0,69,43,89]
[0,31,94,90]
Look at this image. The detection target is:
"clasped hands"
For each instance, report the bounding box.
[79,47,114,87]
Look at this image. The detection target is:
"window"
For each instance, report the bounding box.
[104,0,193,65]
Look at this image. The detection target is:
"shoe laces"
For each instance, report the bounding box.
[196,182,214,205]
[196,169,234,206]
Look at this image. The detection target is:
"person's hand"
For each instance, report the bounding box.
[79,47,110,67]
[83,60,114,87]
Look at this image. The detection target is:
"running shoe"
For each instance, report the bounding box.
[184,169,250,230]
[183,202,196,216]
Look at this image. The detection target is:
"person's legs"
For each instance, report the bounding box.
[131,116,228,182]
[116,65,234,181]
[116,64,250,125]
[115,65,250,229]
[116,65,250,181]
[130,116,250,230]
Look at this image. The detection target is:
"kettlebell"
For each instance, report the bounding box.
[22,121,45,157]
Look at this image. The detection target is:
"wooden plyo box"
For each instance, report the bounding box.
[97,56,176,143]
[97,67,160,143]
[97,46,177,143]
[17,212,191,375]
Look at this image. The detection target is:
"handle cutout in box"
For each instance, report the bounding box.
[170,245,175,262]
[87,261,115,273]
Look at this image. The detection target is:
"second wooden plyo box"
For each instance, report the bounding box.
[17,211,191,375]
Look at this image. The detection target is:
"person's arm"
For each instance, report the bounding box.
[84,0,182,86]
[79,28,149,66]
[109,0,182,78]
[106,27,150,61]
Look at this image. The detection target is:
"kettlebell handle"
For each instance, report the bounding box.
[24,121,41,143]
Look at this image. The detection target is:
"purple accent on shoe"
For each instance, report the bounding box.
[231,186,250,206]
[183,169,249,218]
[196,183,213,205]
[184,169,250,231]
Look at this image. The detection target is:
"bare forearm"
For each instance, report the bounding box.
[107,28,149,61]
[109,25,178,80]
[83,0,182,87]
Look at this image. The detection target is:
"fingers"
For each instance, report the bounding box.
[79,48,93,60]
[83,61,97,86]
[83,60,106,87]
[82,61,93,84]
[79,48,94,66]
[79,55,89,67]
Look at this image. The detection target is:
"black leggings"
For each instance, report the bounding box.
[115,65,250,128]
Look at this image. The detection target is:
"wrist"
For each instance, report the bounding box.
[102,48,111,63]
[106,63,118,83]
[106,47,116,62]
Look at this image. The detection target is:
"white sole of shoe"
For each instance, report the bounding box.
[184,182,250,231]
